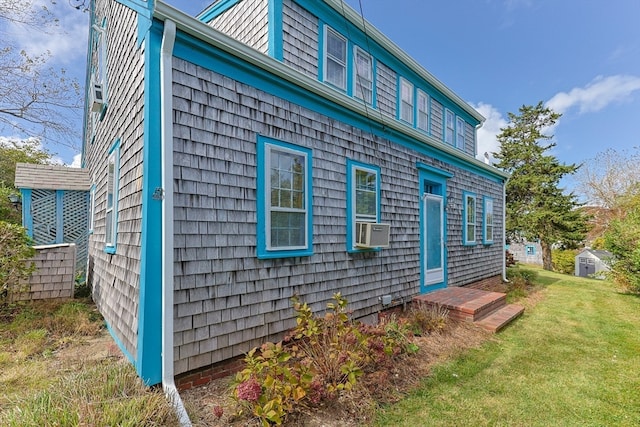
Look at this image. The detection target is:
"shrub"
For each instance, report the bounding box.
[0,221,35,305]
[506,267,538,284]
[232,293,419,425]
[405,302,449,335]
[603,196,640,293]
[552,249,578,275]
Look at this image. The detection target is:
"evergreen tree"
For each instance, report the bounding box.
[494,102,588,271]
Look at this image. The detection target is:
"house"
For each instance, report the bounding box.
[575,249,613,279]
[82,0,509,388]
[508,241,543,266]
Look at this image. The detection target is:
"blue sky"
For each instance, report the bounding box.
[4,0,639,185]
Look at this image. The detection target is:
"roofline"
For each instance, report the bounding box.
[154,2,507,180]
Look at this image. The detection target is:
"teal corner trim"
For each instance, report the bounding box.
[136,19,164,386]
[462,190,477,246]
[115,0,154,46]
[256,135,313,260]
[346,159,381,253]
[418,164,449,293]
[197,0,242,23]
[21,189,33,238]
[105,320,136,365]
[268,0,283,60]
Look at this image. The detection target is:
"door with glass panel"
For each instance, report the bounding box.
[423,193,444,286]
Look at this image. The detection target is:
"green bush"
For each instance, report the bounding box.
[506,267,538,284]
[0,221,35,304]
[604,196,640,293]
[552,249,578,275]
[232,293,418,426]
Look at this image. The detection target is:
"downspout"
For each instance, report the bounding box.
[160,19,192,426]
[502,177,509,282]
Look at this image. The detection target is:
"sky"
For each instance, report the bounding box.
[3,0,640,191]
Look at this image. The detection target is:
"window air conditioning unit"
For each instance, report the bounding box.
[355,222,390,248]
[91,83,105,112]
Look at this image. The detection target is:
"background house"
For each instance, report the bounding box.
[575,249,613,279]
[508,241,543,266]
[83,0,508,385]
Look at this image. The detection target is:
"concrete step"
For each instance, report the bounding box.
[475,304,525,333]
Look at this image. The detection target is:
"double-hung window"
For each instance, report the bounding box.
[417,89,429,132]
[324,26,347,90]
[257,136,312,259]
[105,139,120,253]
[354,46,373,104]
[347,160,380,251]
[463,191,477,245]
[483,196,494,244]
[456,117,466,150]
[400,78,414,124]
[445,109,455,144]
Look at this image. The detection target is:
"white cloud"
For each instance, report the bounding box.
[69,153,82,168]
[546,75,640,115]
[472,102,507,163]
[5,0,89,65]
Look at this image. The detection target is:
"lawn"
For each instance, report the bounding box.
[375,268,640,427]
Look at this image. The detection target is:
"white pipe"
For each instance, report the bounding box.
[160,18,192,427]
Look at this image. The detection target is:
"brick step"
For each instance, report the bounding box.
[474,304,525,333]
[414,287,507,322]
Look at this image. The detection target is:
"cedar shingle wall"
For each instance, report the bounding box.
[171,58,504,375]
[282,0,318,78]
[84,1,145,359]
[208,0,269,54]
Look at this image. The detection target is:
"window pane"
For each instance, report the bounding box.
[326,29,346,89]
[271,212,305,247]
[355,169,377,218]
[327,32,346,60]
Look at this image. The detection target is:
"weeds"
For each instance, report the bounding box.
[405,302,450,335]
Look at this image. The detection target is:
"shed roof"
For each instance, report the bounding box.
[14,163,91,191]
[577,249,614,260]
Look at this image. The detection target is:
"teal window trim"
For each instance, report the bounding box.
[483,196,494,245]
[399,76,414,125]
[104,138,120,254]
[257,135,313,259]
[456,116,466,150]
[347,159,381,253]
[463,190,477,246]
[525,245,536,256]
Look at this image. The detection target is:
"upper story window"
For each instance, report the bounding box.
[257,136,313,259]
[324,26,347,90]
[445,109,454,145]
[105,139,120,254]
[463,191,477,245]
[417,89,429,132]
[354,46,373,104]
[347,160,381,252]
[456,117,466,150]
[400,77,414,124]
[483,196,494,244]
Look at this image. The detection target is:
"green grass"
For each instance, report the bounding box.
[375,269,640,427]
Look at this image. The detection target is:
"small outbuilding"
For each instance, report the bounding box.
[575,249,613,279]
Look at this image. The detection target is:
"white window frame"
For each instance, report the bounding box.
[105,140,120,253]
[456,116,466,150]
[353,46,373,105]
[445,109,455,145]
[89,184,96,233]
[400,77,414,124]
[463,191,477,245]
[483,196,494,244]
[323,26,347,91]
[417,89,429,132]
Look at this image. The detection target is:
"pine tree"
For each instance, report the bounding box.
[494,102,588,270]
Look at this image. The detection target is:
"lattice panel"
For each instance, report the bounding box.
[63,191,90,278]
[31,189,57,245]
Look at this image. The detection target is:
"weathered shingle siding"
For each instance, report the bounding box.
[464,122,476,157]
[171,57,503,375]
[84,2,145,359]
[207,0,269,54]
[376,61,397,118]
[282,0,318,78]
[430,99,444,141]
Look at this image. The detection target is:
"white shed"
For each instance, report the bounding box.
[575,249,613,279]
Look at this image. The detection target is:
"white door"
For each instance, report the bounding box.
[423,193,444,285]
